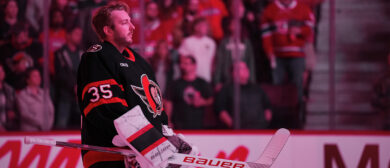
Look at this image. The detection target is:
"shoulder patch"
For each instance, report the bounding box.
[87,44,102,52]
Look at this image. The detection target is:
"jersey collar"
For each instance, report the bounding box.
[123,48,135,62]
[103,41,136,62]
[275,0,297,10]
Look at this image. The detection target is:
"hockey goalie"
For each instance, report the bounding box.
[75,1,199,167]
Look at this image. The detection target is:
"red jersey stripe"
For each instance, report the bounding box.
[125,48,135,62]
[142,75,157,113]
[126,124,154,143]
[82,79,124,100]
[83,97,128,116]
[140,137,167,155]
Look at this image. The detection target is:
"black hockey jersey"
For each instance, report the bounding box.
[77,41,168,167]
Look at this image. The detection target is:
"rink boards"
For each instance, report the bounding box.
[0,130,389,168]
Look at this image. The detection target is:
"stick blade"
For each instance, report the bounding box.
[255,128,290,167]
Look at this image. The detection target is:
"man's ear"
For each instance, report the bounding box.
[103,26,112,37]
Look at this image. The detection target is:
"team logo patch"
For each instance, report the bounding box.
[131,74,163,117]
[87,44,102,52]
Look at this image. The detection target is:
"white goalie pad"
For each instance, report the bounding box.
[114,105,177,167]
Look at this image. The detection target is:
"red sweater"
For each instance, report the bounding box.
[261,0,315,58]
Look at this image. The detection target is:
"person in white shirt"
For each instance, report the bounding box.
[16,68,54,131]
[178,17,216,82]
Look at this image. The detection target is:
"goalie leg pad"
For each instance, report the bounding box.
[114,105,177,167]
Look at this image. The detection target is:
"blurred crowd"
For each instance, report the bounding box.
[0,0,325,131]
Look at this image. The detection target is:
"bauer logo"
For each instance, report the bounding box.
[182,156,246,168]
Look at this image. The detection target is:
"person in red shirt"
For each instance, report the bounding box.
[39,9,67,75]
[198,0,228,41]
[158,0,183,32]
[261,0,315,102]
[0,22,42,84]
[131,1,171,58]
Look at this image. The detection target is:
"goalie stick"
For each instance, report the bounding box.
[24,137,135,157]
[24,128,290,168]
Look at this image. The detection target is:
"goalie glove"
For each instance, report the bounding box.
[176,134,199,156]
[162,125,199,156]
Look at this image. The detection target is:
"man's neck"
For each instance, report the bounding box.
[194,33,204,38]
[182,73,196,81]
[146,17,157,23]
[27,86,39,95]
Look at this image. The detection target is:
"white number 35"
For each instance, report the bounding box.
[87,84,113,102]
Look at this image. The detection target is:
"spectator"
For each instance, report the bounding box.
[214,17,256,91]
[261,0,315,102]
[171,22,185,50]
[159,0,184,49]
[53,26,83,129]
[180,0,201,37]
[0,64,18,131]
[50,0,79,29]
[215,61,272,129]
[158,0,183,32]
[148,40,178,94]
[39,8,67,75]
[243,0,273,83]
[132,1,171,58]
[198,0,229,41]
[25,0,50,37]
[0,22,43,73]
[5,51,33,91]
[165,55,213,129]
[78,0,107,50]
[298,0,324,47]
[179,17,216,83]
[0,0,19,45]
[224,0,254,38]
[16,68,54,131]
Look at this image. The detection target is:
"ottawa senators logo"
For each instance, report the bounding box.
[131,74,163,118]
[87,44,102,52]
